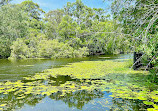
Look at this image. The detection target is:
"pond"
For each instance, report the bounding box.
[0,54,128,81]
[0,54,158,111]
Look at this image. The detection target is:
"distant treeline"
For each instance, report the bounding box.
[0,0,131,59]
[1,0,158,60]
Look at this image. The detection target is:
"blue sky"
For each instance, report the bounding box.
[12,0,111,12]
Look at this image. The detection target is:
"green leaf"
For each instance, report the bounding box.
[143,101,153,105]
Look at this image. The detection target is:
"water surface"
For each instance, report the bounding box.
[0,54,128,81]
[1,54,156,111]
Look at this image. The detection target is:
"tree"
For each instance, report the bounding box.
[44,9,64,39]
[0,4,29,57]
[109,0,158,54]
[0,0,45,58]
[58,15,77,41]
[19,0,45,20]
[19,0,45,30]
[0,0,12,6]
[108,0,158,72]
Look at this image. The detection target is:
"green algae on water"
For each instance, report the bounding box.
[1,59,158,111]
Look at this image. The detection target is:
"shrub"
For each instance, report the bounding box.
[9,34,89,59]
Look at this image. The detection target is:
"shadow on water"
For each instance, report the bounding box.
[48,75,80,86]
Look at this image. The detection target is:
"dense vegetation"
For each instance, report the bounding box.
[0,0,130,59]
[0,0,158,67]
[110,0,158,62]
[108,0,158,79]
[1,0,158,110]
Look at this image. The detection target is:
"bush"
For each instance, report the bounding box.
[9,34,89,59]
[38,39,74,58]
[73,47,89,58]
[9,38,29,59]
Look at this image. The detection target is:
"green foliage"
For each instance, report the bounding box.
[0,0,130,59]
[43,0,129,57]
[110,0,158,57]
[9,33,89,59]
[0,4,28,58]
[18,0,45,30]
[0,0,12,6]
[0,0,45,58]
[44,9,64,39]
[58,15,77,41]
[19,0,45,20]
[9,38,29,59]
[73,47,89,58]
[38,39,74,58]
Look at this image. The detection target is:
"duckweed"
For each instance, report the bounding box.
[1,59,158,110]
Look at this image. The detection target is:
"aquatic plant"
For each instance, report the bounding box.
[1,59,158,110]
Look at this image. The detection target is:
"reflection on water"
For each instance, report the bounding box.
[1,73,156,111]
[1,54,157,111]
[0,54,125,81]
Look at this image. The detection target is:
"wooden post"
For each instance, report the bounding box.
[133,52,137,70]
[133,52,143,70]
